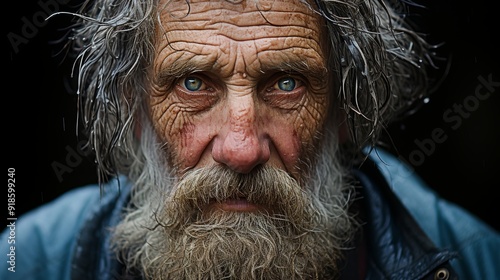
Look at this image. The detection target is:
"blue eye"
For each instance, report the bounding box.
[277,77,296,91]
[184,76,203,91]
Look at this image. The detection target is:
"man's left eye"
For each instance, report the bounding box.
[274,77,297,91]
[182,76,206,91]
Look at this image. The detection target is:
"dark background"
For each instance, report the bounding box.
[5,1,499,231]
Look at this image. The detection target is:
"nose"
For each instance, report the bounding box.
[212,98,270,173]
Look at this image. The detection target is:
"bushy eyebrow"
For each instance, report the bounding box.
[258,59,328,79]
[155,55,215,87]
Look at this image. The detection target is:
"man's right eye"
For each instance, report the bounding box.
[182,76,206,91]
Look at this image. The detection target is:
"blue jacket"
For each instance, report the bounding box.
[2,148,499,279]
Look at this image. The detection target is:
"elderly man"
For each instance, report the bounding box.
[2,0,499,279]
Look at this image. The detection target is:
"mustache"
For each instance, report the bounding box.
[162,164,315,226]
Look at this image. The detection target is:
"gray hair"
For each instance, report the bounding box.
[64,0,436,182]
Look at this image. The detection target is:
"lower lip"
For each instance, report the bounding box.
[212,198,262,212]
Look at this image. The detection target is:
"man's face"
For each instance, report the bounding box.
[149,0,330,184]
[115,1,355,278]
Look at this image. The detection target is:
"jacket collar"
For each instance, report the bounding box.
[352,157,458,280]
[71,176,134,280]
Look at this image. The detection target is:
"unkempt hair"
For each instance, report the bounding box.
[62,0,435,182]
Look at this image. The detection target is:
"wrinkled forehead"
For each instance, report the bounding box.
[156,0,324,36]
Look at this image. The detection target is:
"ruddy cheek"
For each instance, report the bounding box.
[179,123,196,154]
[180,124,206,165]
[282,129,301,169]
[175,119,218,171]
[164,120,197,169]
[265,117,301,172]
[286,105,328,170]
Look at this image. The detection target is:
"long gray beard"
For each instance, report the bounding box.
[111,123,358,280]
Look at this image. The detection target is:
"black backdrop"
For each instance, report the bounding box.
[5,0,499,231]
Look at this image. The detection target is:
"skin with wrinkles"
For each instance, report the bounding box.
[149,0,331,180]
